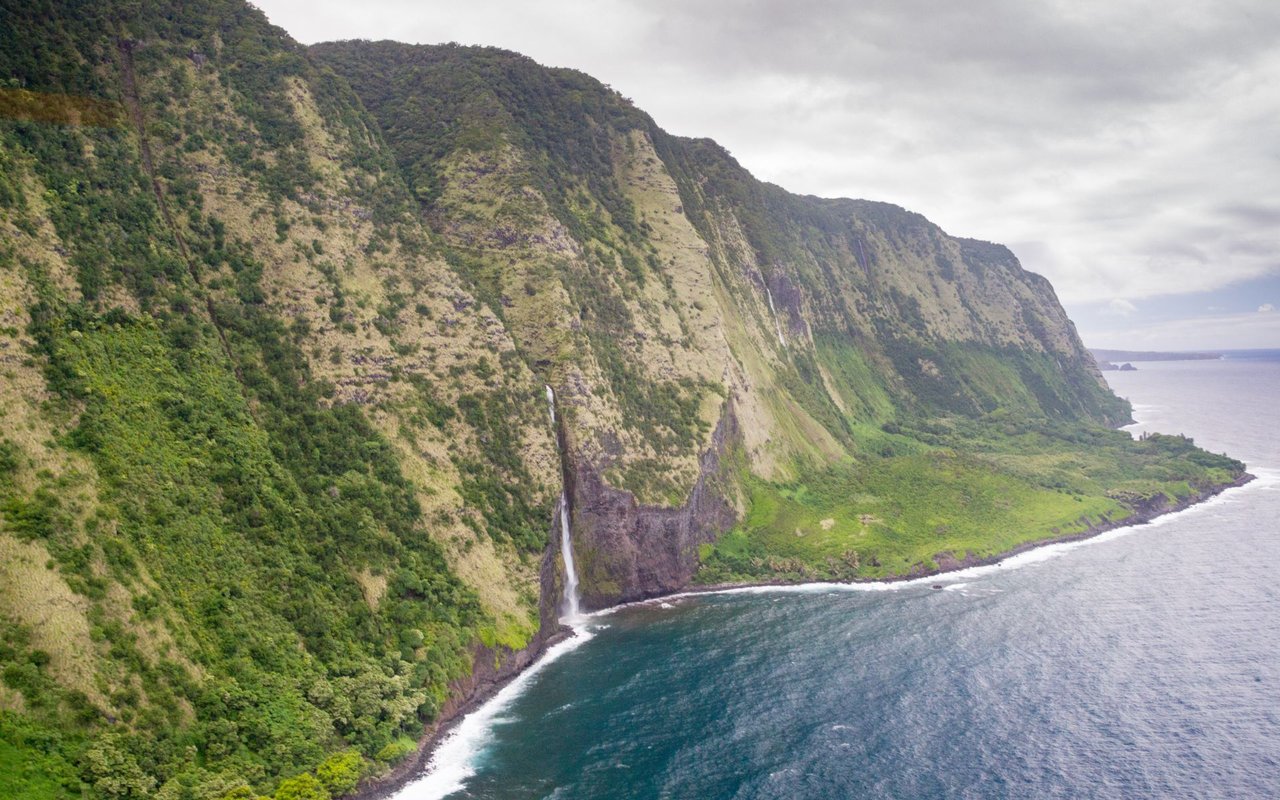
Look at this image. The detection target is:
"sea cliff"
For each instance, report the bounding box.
[0,3,1248,799]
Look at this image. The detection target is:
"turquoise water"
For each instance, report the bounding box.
[400,355,1280,799]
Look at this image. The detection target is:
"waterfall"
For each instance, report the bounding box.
[557,492,581,620]
[766,287,787,348]
[545,385,582,620]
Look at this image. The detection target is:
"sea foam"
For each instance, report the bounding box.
[392,622,596,800]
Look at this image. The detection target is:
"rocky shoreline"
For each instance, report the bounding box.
[351,471,1253,800]
[349,624,574,800]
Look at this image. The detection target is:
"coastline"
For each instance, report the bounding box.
[350,626,576,800]
[681,472,1257,597]
[353,471,1254,800]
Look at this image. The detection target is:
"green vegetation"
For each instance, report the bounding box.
[454,390,553,551]
[0,713,83,800]
[315,40,719,481]
[697,420,1245,584]
[3,291,482,797]
[310,41,648,242]
[1,3,547,798]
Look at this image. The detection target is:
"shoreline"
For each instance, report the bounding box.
[676,471,1256,598]
[350,626,576,800]
[354,471,1255,800]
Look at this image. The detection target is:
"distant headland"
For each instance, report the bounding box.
[1091,348,1223,367]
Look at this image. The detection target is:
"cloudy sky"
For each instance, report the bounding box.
[257,0,1280,350]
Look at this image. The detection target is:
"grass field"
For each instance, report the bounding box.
[696,418,1244,584]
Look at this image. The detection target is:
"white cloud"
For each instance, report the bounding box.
[1260,303,1275,312]
[1086,310,1280,350]
[1107,298,1138,316]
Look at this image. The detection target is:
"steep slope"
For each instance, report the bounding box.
[315,42,1233,600]
[0,7,1248,800]
[314,45,1127,490]
[0,3,562,799]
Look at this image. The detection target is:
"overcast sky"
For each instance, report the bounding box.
[257,0,1280,350]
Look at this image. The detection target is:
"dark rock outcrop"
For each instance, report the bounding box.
[570,402,742,609]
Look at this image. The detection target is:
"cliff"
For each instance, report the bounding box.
[0,4,1246,800]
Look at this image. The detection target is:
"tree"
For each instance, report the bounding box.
[273,773,328,800]
[81,734,157,800]
[315,750,364,796]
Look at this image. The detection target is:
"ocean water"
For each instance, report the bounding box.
[399,353,1280,800]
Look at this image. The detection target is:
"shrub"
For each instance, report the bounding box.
[375,737,416,765]
[315,751,363,796]
[273,773,328,800]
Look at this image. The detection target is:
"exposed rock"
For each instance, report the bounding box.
[571,402,741,608]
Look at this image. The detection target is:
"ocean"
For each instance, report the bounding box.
[397,352,1280,800]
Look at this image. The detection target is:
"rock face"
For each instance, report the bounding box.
[570,402,742,609]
